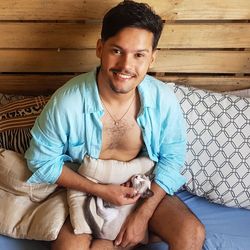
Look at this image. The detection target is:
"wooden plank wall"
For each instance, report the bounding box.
[0,0,250,95]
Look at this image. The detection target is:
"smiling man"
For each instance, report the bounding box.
[25,1,205,249]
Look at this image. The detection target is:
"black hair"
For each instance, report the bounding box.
[101,0,163,50]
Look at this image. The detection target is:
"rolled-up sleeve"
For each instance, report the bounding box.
[154,139,186,195]
[153,90,187,195]
[25,97,72,184]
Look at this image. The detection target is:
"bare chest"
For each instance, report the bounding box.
[100,115,143,161]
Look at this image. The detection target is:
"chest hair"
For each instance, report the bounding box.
[103,118,138,150]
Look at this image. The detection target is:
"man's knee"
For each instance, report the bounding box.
[149,195,206,249]
[176,216,206,249]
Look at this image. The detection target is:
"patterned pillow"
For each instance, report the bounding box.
[0,93,28,105]
[169,84,250,209]
[0,96,50,154]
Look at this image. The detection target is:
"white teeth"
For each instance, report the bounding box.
[116,72,133,79]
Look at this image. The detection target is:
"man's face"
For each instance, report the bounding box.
[96,27,156,94]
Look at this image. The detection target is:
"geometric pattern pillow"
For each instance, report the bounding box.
[0,96,50,154]
[169,84,250,209]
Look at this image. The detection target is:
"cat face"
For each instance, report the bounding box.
[131,174,154,198]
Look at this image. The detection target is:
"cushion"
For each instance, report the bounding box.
[68,156,154,238]
[169,84,250,209]
[0,93,27,105]
[0,149,68,240]
[0,96,50,154]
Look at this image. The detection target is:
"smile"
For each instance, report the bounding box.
[114,72,134,79]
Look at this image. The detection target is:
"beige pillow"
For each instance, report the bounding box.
[0,149,68,240]
[68,156,155,239]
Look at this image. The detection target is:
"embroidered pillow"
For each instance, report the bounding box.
[0,96,50,154]
[0,149,67,240]
[0,93,27,105]
[169,84,250,209]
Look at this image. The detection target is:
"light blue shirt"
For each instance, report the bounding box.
[25,68,186,195]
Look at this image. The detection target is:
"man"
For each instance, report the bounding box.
[25,1,205,249]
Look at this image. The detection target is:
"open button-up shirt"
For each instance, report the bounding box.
[25,68,186,195]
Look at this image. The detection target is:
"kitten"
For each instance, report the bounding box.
[84,173,154,240]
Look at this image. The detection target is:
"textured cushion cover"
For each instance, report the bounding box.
[0,96,50,153]
[169,84,250,209]
[0,149,68,240]
[0,93,28,105]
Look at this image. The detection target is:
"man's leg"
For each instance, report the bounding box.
[91,239,134,250]
[149,194,205,250]
[51,218,91,250]
[51,217,133,250]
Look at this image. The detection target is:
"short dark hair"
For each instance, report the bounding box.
[101,0,163,50]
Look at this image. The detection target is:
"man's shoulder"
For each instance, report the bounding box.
[45,71,95,113]
[54,71,96,99]
[143,75,177,99]
[57,71,94,95]
[144,74,173,89]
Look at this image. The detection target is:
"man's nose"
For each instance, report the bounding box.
[118,54,134,69]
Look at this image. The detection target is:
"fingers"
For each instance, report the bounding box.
[125,181,131,187]
[114,228,124,246]
[122,187,140,204]
[124,186,138,197]
[120,180,132,187]
[115,229,136,248]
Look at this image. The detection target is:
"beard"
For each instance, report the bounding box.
[99,65,138,94]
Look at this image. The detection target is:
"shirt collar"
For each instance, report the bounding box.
[137,75,156,109]
[82,68,103,114]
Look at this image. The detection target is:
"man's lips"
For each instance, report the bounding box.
[115,72,134,79]
[111,69,136,79]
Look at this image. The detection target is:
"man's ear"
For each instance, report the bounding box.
[149,49,157,68]
[96,39,103,59]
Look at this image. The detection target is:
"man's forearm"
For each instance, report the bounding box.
[56,164,140,206]
[56,164,99,194]
[136,182,166,219]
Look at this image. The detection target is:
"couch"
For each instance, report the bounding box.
[0,84,249,250]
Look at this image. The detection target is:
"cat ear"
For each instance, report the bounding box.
[148,173,155,181]
[142,189,154,198]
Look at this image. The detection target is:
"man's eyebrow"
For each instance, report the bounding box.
[110,44,150,53]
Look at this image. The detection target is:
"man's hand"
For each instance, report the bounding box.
[57,166,140,206]
[96,184,140,206]
[114,210,149,248]
[115,182,167,248]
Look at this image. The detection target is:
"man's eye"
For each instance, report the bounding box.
[136,53,145,58]
[113,49,121,55]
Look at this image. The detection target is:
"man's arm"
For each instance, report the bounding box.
[115,182,166,248]
[57,165,140,206]
[136,182,166,218]
[114,178,183,247]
